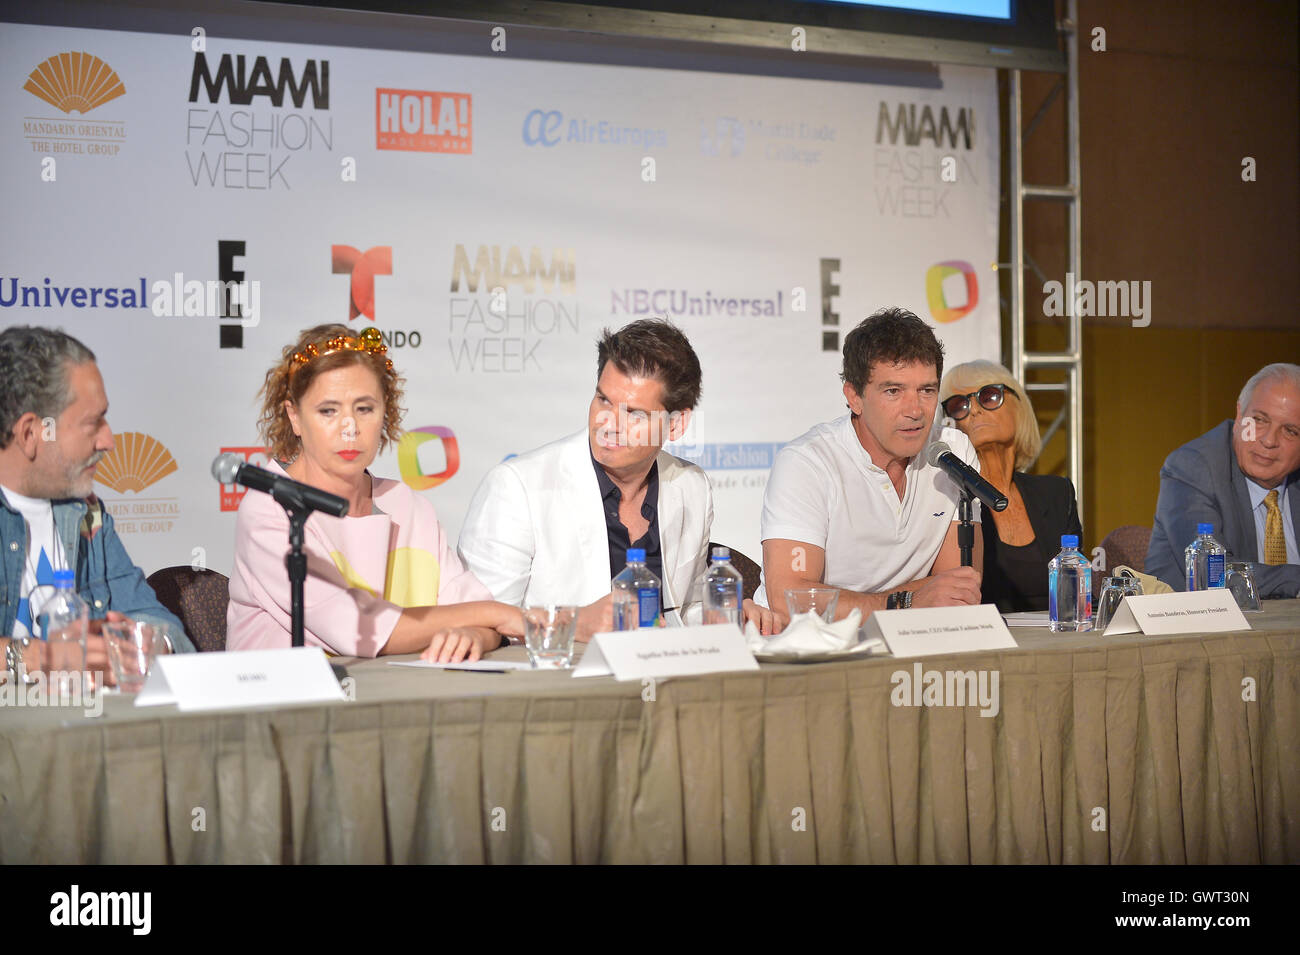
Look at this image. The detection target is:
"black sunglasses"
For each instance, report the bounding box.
[942,383,1018,421]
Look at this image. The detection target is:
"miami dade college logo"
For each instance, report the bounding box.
[331,245,392,320]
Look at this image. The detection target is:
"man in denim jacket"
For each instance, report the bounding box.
[1,326,192,681]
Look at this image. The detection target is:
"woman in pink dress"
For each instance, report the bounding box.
[227,324,522,660]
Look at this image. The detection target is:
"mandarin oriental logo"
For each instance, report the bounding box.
[25,52,124,113]
[376,89,471,153]
[96,433,180,535]
[95,433,178,493]
[22,52,127,158]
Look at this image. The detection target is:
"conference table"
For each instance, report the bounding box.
[3,603,1297,865]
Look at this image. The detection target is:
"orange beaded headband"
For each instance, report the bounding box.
[289,326,393,376]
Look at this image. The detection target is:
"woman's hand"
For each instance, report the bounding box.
[420,627,497,664]
[575,593,613,642]
[742,599,787,636]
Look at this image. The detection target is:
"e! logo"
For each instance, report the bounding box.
[398,426,460,490]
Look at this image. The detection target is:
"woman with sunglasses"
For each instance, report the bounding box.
[938,360,1082,613]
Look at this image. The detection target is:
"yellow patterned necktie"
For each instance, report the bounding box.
[1263,489,1287,566]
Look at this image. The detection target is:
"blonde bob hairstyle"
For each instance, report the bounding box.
[257,323,406,463]
[939,359,1042,471]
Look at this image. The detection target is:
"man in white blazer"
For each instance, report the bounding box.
[458,319,780,637]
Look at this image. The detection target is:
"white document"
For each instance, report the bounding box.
[572,623,759,681]
[135,647,347,711]
[1102,589,1251,636]
[865,604,1019,658]
[389,659,532,672]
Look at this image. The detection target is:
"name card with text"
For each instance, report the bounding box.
[135,647,347,711]
[1102,589,1251,636]
[866,604,1018,658]
[572,624,759,681]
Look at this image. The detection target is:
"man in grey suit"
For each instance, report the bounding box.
[1148,363,1300,597]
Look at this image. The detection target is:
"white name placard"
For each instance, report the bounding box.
[1102,589,1251,636]
[135,647,347,711]
[572,623,759,681]
[865,604,1019,658]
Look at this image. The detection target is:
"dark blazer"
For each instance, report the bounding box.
[1147,420,1300,597]
[981,471,1082,612]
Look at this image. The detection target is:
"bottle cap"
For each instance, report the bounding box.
[1060,535,1079,548]
[626,548,646,563]
[53,569,75,588]
[1197,523,1214,535]
[711,546,730,561]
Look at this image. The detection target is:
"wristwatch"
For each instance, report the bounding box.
[886,591,914,610]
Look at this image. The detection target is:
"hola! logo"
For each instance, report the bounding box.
[331,245,391,320]
[925,260,978,324]
[376,89,471,153]
[398,427,459,490]
[217,446,270,511]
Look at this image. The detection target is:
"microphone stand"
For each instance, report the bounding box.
[270,483,312,649]
[957,489,975,568]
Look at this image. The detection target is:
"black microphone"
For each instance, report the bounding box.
[211,453,349,518]
[924,441,1008,512]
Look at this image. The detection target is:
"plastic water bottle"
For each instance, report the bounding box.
[1048,535,1092,632]
[1184,523,1227,591]
[612,548,661,630]
[40,569,90,696]
[702,546,743,627]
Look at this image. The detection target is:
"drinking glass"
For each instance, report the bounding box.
[523,605,578,669]
[104,620,176,693]
[784,588,840,623]
[1224,562,1261,612]
[1095,576,1143,632]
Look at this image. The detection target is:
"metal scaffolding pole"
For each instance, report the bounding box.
[1009,0,1084,531]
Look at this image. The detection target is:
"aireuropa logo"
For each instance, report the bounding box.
[398,426,459,490]
[376,88,471,153]
[22,52,127,158]
[217,446,269,511]
[331,245,392,320]
[522,108,666,149]
[925,260,978,323]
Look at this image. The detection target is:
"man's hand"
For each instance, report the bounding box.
[910,566,982,608]
[576,593,613,642]
[742,599,787,636]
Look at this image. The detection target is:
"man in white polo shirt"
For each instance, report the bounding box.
[757,306,983,617]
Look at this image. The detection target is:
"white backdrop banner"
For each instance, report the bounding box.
[1,23,1000,577]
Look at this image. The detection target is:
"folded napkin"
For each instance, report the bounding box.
[747,608,865,656]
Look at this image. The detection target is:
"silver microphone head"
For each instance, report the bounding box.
[924,441,951,468]
[211,452,243,484]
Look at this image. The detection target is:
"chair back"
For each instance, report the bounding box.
[708,541,762,602]
[145,566,230,652]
